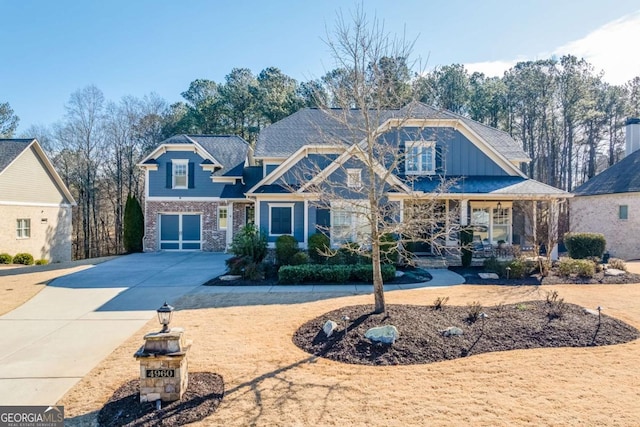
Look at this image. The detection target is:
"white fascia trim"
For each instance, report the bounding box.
[299,143,411,193]
[0,200,74,207]
[267,202,295,237]
[246,145,344,195]
[387,193,571,201]
[146,196,223,202]
[138,141,223,169]
[380,118,527,178]
[572,191,640,199]
[210,176,239,183]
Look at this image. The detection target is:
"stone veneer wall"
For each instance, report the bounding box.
[144,200,227,252]
[570,193,640,260]
[138,355,188,402]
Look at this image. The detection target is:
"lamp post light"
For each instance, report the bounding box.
[157,302,174,333]
[505,266,511,279]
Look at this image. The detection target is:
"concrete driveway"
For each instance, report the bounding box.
[0,252,229,406]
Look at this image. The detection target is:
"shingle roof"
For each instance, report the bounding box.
[157,134,249,177]
[573,149,640,196]
[0,139,33,173]
[411,175,569,196]
[254,102,529,162]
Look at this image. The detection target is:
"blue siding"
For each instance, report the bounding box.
[265,164,279,175]
[149,151,236,197]
[259,201,305,243]
[384,127,508,177]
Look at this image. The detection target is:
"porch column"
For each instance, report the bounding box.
[549,199,559,261]
[303,199,309,248]
[226,202,234,250]
[532,201,537,246]
[459,199,468,226]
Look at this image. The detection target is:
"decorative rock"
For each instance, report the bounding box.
[364,325,399,345]
[604,268,625,277]
[442,326,464,337]
[323,320,338,337]
[220,275,242,281]
[478,273,499,279]
[395,271,405,278]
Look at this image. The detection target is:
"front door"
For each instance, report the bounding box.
[159,214,201,250]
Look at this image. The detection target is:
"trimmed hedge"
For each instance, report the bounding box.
[483,256,533,279]
[13,253,34,265]
[290,251,310,266]
[35,259,49,265]
[0,253,12,264]
[308,233,330,264]
[278,264,396,284]
[564,232,606,260]
[557,258,596,278]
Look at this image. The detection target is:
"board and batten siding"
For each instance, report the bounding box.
[148,151,228,198]
[259,200,305,243]
[0,146,69,204]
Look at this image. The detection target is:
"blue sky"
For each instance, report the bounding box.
[2,0,639,133]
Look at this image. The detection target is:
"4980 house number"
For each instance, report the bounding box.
[146,369,175,378]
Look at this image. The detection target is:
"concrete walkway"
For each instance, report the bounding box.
[0,256,464,406]
[0,252,229,406]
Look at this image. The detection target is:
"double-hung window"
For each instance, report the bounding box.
[330,201,370,247]
[269,203,294,236]
[17,219,30,239]
[172,159,188,189]
[405,141,436,175]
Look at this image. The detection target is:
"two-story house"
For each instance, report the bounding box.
[0,138,76,262]
[140,103,570,263]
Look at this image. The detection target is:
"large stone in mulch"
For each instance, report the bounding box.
[219,275,242,281]
[97,372,224,427]
[323,320,338,337]
[442,326,464,337]
[605,269,626,277]
[478,273,500,279]
[364,325,399,345]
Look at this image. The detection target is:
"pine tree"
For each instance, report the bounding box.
[123,194,144,253]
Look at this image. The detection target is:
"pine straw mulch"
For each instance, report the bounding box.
[293,301,640,366]
[97,372,224,427]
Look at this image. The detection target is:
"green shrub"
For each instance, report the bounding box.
[339,242,366,265]
[608,258,627,271]
[557,258,596,278]
[243,261,264,281]
[13,253,34,265]
[290,251,310,266]
[123,194,144,253]
[226,256,251,275]
[230,224,268,263]
[460,228,473,267]
[0,253,12,264]
[564,232,606,259]
[278,264,396,284]
[483,257,505,276]
[380,234,399,265]
[275,235,299,266]
[506,258,526,279]
[308,233,330,263]
[35,259,49,266]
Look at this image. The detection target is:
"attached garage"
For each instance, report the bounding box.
[159,213,202,250]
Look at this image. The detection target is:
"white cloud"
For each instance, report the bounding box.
[464,10,640,85]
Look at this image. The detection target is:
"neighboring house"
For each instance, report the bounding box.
[0,139,76,262]
[140,103,571,263]
[571,118,640,260]
[138,135,255,252]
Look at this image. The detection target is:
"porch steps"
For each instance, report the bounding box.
[414,257,449,269]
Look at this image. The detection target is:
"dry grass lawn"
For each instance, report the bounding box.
[59,262,640,426]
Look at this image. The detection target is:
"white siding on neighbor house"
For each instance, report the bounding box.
[0,205,72,262]
[570,193,640,261]
[0,146,69,205]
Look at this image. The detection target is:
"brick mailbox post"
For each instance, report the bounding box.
[134,303,192,403]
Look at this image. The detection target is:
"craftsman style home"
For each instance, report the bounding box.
[139,103,570,263]
[0,138,76,262]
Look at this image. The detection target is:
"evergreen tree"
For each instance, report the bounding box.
[123,194,144,253]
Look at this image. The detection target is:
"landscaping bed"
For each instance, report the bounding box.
[452,266,640,285]
[293,301,640,366]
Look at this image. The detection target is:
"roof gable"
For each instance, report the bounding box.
[573,149,640,196]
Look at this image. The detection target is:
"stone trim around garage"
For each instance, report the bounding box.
[143,200,255,252]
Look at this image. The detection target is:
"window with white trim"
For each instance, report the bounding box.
[218,206,228,229]
[619,205,628,220]
[347,168,362,188]
[17,219,30,239]
[172,159,188,189]
[269,203,294,236]
[330,201,370,247]
[470,202,512,244]
[405,141,436,175]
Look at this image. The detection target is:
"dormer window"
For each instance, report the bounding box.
[172,159,188,189]
[405,141,435,175]
[347,168,362,188]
